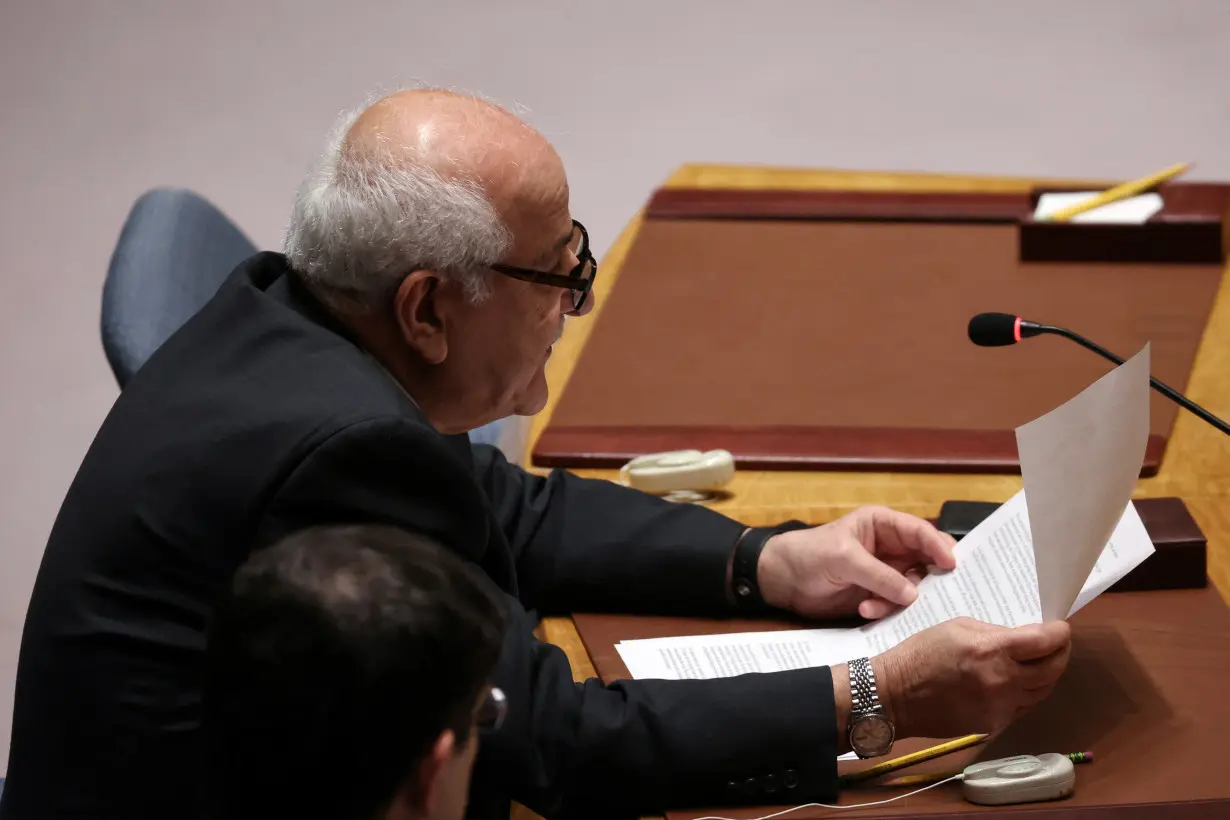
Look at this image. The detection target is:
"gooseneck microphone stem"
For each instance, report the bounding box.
[1035,323,1230,436]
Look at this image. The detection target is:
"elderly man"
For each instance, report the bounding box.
[2,89,1070,820]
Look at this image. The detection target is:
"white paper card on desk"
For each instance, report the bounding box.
[1034,191,1163,223]
[1017,345,1152,620]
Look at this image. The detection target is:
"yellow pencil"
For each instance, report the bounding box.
[879,751,1093,788]
[1039,161,1190,222]
[882,771,961,788]
[839,734,987,785]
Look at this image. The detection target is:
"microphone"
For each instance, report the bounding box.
[967,312,1230,436]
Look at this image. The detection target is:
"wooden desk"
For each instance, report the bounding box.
[519,164,1230,818]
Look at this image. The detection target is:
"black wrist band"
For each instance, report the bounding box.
[730,520,810,610]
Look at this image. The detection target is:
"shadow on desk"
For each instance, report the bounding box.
[982,625,1173,770]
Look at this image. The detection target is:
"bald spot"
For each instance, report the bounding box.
[343,90,569,261]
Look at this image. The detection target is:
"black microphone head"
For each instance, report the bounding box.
[968,312,1021,347]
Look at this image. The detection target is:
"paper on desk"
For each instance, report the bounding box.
[616,350,1155,682]
[1034,191,1162,224]
[615,625,867,681]
[1017,345,1152,620]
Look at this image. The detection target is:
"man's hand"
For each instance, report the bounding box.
[757,507,957,620]
[872,618,1072,738]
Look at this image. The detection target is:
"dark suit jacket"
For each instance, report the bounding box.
[1,253,837,820]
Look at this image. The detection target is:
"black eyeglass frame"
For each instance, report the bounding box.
[476,686,508,732]
[490,220,596,312]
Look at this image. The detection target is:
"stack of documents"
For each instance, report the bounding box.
[617,347,1156,682]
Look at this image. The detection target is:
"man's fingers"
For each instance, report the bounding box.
[1015,649,1071,690]
[858,597,902,620]
[839,542,918,608]
[1000,621,1072,662]
[869,508,957,570]
[854,558,930,618]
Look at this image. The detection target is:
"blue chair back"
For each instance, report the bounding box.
[102,188,257,386]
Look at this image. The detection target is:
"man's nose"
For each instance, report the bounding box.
[567,289,596,317]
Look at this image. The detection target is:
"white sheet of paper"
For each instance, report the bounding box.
[1034,191,1162,223]
[1066,500,1154,616]
[861,490,1041,654]
[617,500,1152,683]
[1017,345,1152,620]
[615,627,869,681]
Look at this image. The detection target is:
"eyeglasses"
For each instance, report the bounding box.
[476,686,507,732]
[491,219,596,313]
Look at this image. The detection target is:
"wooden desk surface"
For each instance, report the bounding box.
[517,164,1230,819]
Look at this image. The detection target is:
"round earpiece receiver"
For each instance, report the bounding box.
[619,449,736,495]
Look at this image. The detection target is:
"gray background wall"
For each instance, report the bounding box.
[1,0,1227,772]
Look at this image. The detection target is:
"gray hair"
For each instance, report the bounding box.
[283,101,512,312]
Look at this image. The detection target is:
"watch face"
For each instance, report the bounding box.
[850,714,895,757]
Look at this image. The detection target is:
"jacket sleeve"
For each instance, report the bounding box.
[254,419,839,816]
[478,595,839,818]
[472,443,747,615]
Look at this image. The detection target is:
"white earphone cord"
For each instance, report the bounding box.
[689,774,964,820]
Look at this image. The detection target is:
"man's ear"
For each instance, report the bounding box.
[404,729,456,818]
[394,270,448,365]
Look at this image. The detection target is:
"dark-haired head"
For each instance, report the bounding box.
[205,525,507,820]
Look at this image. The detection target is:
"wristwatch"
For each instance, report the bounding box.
[847,657,895,759]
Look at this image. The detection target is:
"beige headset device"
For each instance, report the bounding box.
[619,449,736,497]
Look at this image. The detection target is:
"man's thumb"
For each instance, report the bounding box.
[1000,621,1071,662]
